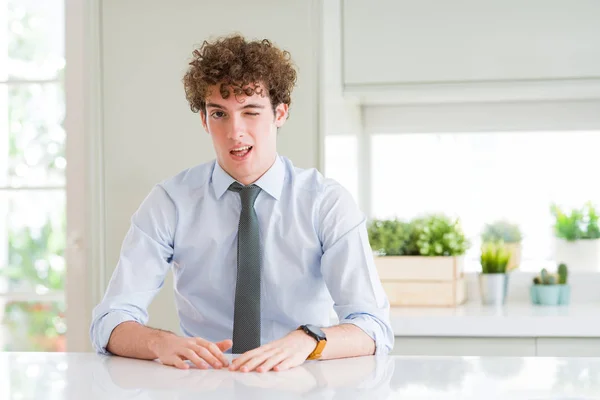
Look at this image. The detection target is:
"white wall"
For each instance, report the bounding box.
[342,0,600,86]
[341,0,600,105]
[99,0,321,333]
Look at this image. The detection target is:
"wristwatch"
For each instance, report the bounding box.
[298,324,327,360]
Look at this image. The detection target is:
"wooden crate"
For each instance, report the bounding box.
[375,256,467,307]
[375,256,464,281]
[381,278,467,307]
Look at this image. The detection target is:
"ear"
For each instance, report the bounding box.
[200,110,209,133]
[273,103,288,128]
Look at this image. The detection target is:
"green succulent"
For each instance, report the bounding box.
[588,203,600,239]
[481,220,522,244]
[551,202,600,241]
[480,241,511,274]
[533,264,568,285]
[558,263,568,285]
[540,268,556,284]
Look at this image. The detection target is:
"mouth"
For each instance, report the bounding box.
[229,145,253,160]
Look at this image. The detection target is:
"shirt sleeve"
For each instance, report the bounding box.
[317,181,394,355]
[89,184,177,354]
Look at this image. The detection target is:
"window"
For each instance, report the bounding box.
[369,130,600,272]
[324,128,600,273]
[0,0,66,352]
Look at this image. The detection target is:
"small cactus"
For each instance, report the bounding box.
[534,265,566,285]
[540,268,550,284]
[558,263,568,284]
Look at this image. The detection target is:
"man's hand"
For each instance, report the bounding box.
[149,334,232,370]
[229,329,316,373]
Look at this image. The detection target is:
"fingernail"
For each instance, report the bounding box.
[215,362,222,369]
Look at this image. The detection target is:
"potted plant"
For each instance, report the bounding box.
[368,218,418,257]
[551,202,600,271]
[412,214,470,258]
[368,213,470,307]
[531,263,570,306]
[479,241,511,306]
[481,220,522,271]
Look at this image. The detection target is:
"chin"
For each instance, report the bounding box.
[228,164,253,178]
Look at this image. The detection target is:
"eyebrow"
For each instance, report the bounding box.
[206,103,266,110]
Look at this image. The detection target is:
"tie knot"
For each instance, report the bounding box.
[228,182,262,206]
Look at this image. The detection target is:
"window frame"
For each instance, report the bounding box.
[325,102,600,288]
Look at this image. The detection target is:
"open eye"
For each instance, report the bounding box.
[211,111,226,119]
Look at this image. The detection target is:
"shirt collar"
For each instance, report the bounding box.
[211,155,285,200]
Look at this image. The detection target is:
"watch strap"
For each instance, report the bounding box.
[298,325,327,360]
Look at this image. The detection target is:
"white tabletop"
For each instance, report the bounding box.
[2,352,600,399]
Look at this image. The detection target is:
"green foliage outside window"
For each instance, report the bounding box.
[1,0,67,352]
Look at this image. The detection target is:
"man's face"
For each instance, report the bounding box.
[201,84,288,185]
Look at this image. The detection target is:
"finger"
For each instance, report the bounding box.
[229,346,269,371]
[216,339,233,352]
[180,348,210,369]
[273,355,304,372]
[256,350,288,373]
[238,348,283,373]
[167,355,190,370]
[195,338,230,367]
[191,345,223,369]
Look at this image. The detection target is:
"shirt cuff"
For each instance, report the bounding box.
[91,311,139,355]
[339,314,394,355]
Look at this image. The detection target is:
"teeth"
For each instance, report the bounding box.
[232,146,251,152]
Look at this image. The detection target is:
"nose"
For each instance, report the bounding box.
[227,114,246,140]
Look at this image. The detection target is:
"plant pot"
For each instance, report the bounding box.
[505,243,522,271]
[375,255,464,281]
[529,285,539,304]
[558,284,571,305]
[375,255,467,307]
[532,285,561,306]
[531,284,571,306]
[554,238,600,271]
[380,278,467,307]
[478,273,509,306]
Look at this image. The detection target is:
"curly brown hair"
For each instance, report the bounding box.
[183,34,297,115]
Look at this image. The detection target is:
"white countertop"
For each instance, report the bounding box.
[390,301,600,337]
[3,352,600,399]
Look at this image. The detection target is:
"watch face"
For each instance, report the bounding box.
[304,324,327,341]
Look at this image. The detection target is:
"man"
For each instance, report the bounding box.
[90,34,393,373]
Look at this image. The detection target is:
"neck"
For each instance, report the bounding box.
[224,155,277,186]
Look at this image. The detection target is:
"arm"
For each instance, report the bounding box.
[89,185,231,369]
[107,321,175,360]
[316,182,394,356]
[107,321,232,369]
[320,323,375,360]
[89,185,176,355]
